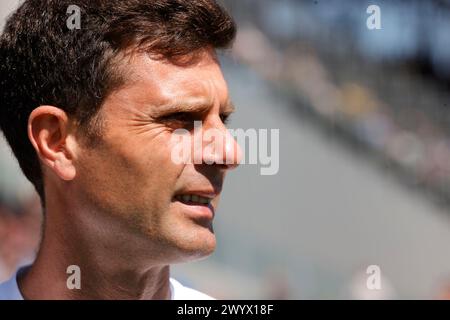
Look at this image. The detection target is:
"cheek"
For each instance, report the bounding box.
[112,132,183,197]
[75,131,184,212]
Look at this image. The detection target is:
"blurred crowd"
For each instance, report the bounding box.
[228,0,450,204]
[0,194,40,283]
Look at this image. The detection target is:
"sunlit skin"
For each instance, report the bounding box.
[18,48,242,300]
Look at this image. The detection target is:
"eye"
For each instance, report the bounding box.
[158,112,198,130]
[158,111,232,129]
[162,112,191,122]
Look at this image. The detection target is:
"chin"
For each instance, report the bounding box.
[140,208,218,263]
[173,227,217,263]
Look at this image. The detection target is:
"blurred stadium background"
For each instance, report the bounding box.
[2,0,450,299]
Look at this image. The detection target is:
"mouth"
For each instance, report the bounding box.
[173,192,216,220]
[174,194,213,206]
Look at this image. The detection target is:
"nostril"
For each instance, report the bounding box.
[224,137,242,169]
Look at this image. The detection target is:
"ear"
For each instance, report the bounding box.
[28,106,77,181]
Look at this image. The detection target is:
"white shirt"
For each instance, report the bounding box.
[0,266,214,300]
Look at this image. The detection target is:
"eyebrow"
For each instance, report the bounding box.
[151,97,236,117]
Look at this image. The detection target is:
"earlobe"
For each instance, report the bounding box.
[28,106,77,181]
[54,156,76,181]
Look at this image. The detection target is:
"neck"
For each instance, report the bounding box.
[18,188,172,300]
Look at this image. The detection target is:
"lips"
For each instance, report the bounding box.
[174,194,212,206]
[172,191,217,220]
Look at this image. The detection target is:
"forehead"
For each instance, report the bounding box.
[115,49,229,110]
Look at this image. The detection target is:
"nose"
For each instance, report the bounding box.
[200,119,242,170]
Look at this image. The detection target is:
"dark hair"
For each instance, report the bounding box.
[0,0,236,204]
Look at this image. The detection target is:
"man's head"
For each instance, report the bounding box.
[0,0,241,263]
